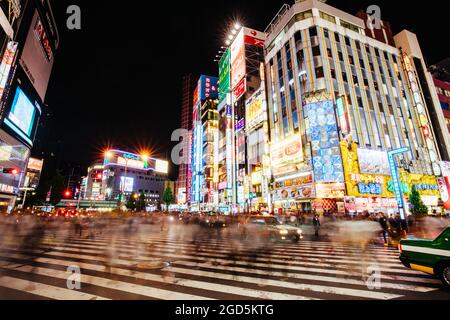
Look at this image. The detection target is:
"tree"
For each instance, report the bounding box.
[409,186,428,216]
[126,193,137,211]
[163,187,174,211]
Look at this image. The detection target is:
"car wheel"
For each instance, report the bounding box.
[438,263,450,290]
[292,236,300,243]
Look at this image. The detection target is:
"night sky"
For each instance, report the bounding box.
[39,0,449,181]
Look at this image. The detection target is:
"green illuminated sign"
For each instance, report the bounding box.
[219,48,230,103]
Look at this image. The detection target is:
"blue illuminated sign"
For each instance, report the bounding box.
[306,100,344,183]
[357,183,382,195]
[198,75,218,101]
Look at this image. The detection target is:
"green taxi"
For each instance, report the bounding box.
[399,226,450,289]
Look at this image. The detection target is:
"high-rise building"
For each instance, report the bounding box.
[217,25,270,213]
[190,75,218,210]
[0,0,58,212]
[176,74,196,205]
[263,0,446,215]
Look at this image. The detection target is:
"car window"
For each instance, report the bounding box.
[264,217,280,225]
[250,219,266,225]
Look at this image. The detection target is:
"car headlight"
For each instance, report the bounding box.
[297,229,302,235]
[169,217,174,221]
[279,229,289,235]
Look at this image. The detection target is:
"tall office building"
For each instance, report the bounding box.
[176,74,196,205]
[190,75,218,210]
[0,0,58,212]
[263,0,446,214]
[217,26,270,213]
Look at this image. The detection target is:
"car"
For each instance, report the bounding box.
[240,215,303,243]
[399,226,450,289]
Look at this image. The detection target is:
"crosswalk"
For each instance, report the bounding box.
[0,229,445,300]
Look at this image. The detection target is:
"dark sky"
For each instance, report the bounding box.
[41,0,449,180]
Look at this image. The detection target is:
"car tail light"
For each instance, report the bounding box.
[398,243,402,253]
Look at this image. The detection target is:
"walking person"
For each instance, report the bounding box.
[313,214,321,238]
[378,212,389,246]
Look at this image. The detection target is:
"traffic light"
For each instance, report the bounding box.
[63,189,73,198]
[3,168,19,175]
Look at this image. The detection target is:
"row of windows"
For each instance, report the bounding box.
[266,25,420,154]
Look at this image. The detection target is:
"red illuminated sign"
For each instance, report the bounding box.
[34,18,53,61]
[233,77,246,101]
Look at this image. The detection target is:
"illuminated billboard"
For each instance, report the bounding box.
[19,10,55,101]
[0,41,18,102]
[120,177,134,192]
[27,158,44,171]
[194,75,218,106]
[4,86,41,146]
[357,148,390,176]
[155,159,168,174]
[218,48,230,102]
[230,28,245,89]
[270,134,303,167]
[230,27,265,90]
[306,99,344,183]
[246,88,267,129]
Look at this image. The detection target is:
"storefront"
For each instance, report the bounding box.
[272,170,315,213]
[340,140,441,215]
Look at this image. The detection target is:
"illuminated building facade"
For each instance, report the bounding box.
[0,0,58,212]
[264,0,448,214]
[190,75,218,210]
[101,150,169,207]
[217,26,270,213]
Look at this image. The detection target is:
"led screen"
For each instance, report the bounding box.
[4,86,38,145]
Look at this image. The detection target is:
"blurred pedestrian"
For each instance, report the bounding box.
[378,212,389,246]
[313,214,321,237]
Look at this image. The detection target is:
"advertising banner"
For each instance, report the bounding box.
[243,28,266,48]
[336,95,350,135]
[19,11,54,102]
[27,157,44,171]
[246,89,266,129]
[357,148,390,176]
[230,28,245,89]
[233,77,246,101]
[273,184,315,201]
[219,48,230,102]
[0,41,18,102]
[315,183,346,199]
[306,100,344,183]
[270,134,303,167]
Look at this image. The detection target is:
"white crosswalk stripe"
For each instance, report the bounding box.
[0,231,442,300]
